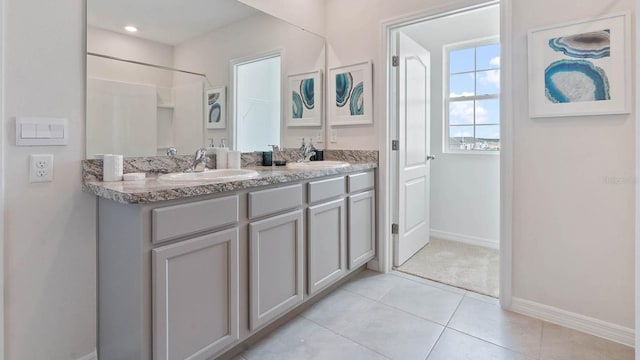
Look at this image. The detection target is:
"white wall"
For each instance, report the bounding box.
[173,12,325,150]
[402,6,500,246]
[511,0,635,329]
[237,0,326,37]
[4,0,96,359]
[324,0,635,331]
[87,26,174,88]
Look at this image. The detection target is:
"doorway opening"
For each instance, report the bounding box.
[232,52,281,152]
[390,2,501,298]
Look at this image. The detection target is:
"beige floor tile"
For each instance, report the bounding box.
[428,328,532,360]
[539,323,634,360]
[303,289,444,359]
[378,275,463,325]
[448,297,543,358]
[340,270,402,300]
[464,289,500,306]
[242,316,388,360]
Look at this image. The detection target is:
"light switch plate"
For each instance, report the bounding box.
[16,117,68,146]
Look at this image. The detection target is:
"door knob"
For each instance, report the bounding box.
[427,155,436,161]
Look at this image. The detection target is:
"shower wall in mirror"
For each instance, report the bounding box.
[86,0,325,159]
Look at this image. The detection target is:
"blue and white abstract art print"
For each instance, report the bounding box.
[330,61,373,125]
[287,70,322,127]
[528,12,630,117]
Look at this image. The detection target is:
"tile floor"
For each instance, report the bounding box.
[234,270,634,360]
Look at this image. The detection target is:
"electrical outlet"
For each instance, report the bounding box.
[29,154,53,183]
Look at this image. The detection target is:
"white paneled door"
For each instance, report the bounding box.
[394,32,432,267]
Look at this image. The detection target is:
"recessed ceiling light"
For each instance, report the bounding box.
[124,25,138,33]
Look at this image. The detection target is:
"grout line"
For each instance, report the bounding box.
[301,315,392,359]
[441,328,537,359]
[423,327,446,360]
[341,281,459,327]
[445,293,465,327]
[538,321,546,358]
[389,270,469,296]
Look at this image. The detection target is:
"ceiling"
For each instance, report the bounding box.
[87,0,260,46]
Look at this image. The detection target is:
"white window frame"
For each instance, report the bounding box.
[230,50,283,152]
[444,36,500,154]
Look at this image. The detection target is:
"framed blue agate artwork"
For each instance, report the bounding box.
[329,61,373,125]
[204,87,226,129]
[528,12,630,117]
[287,70,323,127]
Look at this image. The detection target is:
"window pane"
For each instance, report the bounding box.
[449,47,474,73]
[477,43,500,70]
[236,55,281,152]
[449,73,474,97]
[476,70,500,95]
[449,101,475,125]
[475,125,500,151]
[476,99,500,125]
[449,125,475,151]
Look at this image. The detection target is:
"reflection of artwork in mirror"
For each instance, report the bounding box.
[329,61,373,125]
[205,87,226,129]
[287,70,322,127]
[528,11,630,117]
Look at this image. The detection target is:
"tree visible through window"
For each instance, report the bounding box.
[446,40,500,152]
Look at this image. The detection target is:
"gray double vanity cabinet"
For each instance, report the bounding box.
[88,164,377,360]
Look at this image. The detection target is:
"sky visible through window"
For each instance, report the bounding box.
[448,42,500,151]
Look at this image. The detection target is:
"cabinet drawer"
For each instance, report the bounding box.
[152,195,239,244]
[348,171,375,193]
[308,176,345,204]
[248,184,302,219]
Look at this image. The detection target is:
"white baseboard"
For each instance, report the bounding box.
[510,297,635,348]
[76,350,97,360]
[430,229,499,249]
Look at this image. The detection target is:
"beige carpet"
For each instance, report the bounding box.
[397,238,499,298]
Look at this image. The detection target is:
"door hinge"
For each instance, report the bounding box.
[391,140,399,151]
[392,56,399,67]
[391,223,399,234]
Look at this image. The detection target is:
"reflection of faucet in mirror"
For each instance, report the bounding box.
[298,138,316,162]
[187,148,208,172]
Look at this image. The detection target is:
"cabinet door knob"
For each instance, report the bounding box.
[427,155,436,161]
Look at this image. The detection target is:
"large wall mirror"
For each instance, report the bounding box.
[85,0,326,158]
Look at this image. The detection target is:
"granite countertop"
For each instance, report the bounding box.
[83,153,377,204]
[82,151,378,204]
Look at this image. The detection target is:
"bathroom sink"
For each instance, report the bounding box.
[286,160,350,170]
[158,169,260,182]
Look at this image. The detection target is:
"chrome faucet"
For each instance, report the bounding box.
[166,147,177,158]
[298,138,316,162]
[187,148,209,172]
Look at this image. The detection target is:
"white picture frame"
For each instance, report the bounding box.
[287,70,323,127]
[329,61,373,125]
[204,86,226,129]
[528,12,630,118]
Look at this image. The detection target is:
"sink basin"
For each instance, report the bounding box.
[286,160,350,170]
[158,169,260,182]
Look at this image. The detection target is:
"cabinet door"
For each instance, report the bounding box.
[249,210,304,330]
[308,198,347,295]
[152,228,239,360]
[348,190,376,269]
